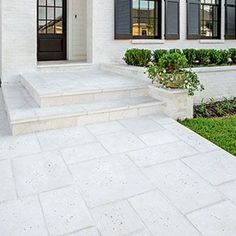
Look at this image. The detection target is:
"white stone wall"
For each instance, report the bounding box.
[193,67,236,104]
[91,0,236,64]
[0,0,37,82]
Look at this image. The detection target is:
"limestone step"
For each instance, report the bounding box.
[20,70,150,107]
[37,62,94,72]
[2,83,164,135]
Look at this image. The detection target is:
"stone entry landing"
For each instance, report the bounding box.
[2,69,164,135]
[21,70,150,107]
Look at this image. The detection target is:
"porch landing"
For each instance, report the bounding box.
[2,69,164,135]
[21,69,150,107]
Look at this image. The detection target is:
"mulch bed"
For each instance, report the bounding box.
[194,98,236,118]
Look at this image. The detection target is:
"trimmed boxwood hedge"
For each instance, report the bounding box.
[124,48,236,67]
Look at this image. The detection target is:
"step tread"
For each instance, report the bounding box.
[3,83,163,124]
[21,70,149,98]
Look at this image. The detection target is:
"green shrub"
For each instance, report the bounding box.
[217,50,230,64]
[123,48,236,67]
[153,49,168,64]
[229,48,236,63]
[208,49,221,64]
[209,49,229,65]
[123,48,152,67]
[196,49,211,65]
[182,49,197,65]
[158,52,188,72]
[169,48,182,54]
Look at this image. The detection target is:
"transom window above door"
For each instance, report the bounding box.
[38,0,64,34]
[132,0,161,39]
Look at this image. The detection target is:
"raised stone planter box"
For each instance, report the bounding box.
[149,86,193,120]
[101,64,236,104]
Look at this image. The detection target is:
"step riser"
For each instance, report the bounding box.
[39,88,149,107]
[37,64,94,73]
[10,104,163,135]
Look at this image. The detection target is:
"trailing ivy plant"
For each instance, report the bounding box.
[147,52,204,96]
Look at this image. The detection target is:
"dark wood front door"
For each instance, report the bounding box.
[37,0,67,61]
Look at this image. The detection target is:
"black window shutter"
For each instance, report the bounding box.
[225,0,236,39]
[165,0,180,39]
[114,0,132,39]
[187,0,201,39]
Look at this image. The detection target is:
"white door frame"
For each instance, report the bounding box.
[67,0,73,60]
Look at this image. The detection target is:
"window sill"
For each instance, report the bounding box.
[199,39,225,44]
[131,39,165,44]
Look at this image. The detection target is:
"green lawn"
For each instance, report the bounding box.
[180,116,236,156]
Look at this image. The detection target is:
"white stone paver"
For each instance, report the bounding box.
[96,131,146,154]
[86,121,125,136]
[138,130,179,146]
[143,160,224,214]
[61,142,109,164]
[0,134,41,160]
[217,181,236,204]
[119,117,163,134]
[187,201,236,236]
[40,186,94,236]
[148,114,176,125]
[163,122,219,152]
[91,201,145,236]
[128,229,152,236]
[129,190,200,236]
[0,98,236,236]
[183,150,236,185]
[127,141,198,167]
[0,197,48,236]
[13,151,73,196]
[36,126,95,151]
[0,160,16,203]
[69,155,154,207]
[67,227,100,236]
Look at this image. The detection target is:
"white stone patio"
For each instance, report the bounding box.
[0,90,236,236]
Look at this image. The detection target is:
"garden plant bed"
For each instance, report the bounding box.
[180,98,236,156]
[194,98,236,118]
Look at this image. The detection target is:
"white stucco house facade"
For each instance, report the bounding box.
[0,0,236,83]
